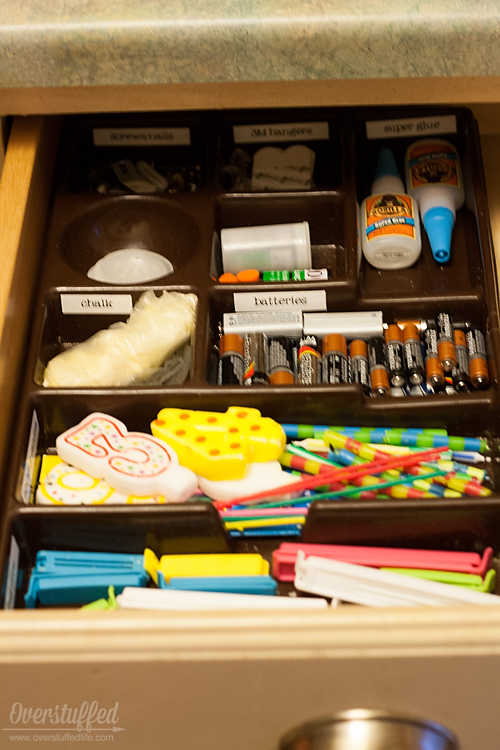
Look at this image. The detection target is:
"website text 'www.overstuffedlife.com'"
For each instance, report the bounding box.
[4,702,125,743]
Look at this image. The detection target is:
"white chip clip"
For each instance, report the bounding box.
[117,586,329,611]
[294,552,500,607]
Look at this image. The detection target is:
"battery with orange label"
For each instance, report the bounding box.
[368,336,390,397]
[465,324,490,389]
[269,337,295,385]
[423,323,445,391]
[384,324,406,387]
[435,312,457,371]
[402,323,425,386]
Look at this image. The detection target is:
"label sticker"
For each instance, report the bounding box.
[365,193,416,241]
[365,115,457,140]
[20,410,39,505]
[407,141,460,189]
[233,122,329,144]
[93,127,191,146]
[3,537,20,609]
[61,294,133,315]
[234,290,326,312]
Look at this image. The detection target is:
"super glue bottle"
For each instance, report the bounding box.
[361,148,421,270]
[405,138,464,263]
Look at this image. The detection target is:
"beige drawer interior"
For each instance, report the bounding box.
[2,115,500,750]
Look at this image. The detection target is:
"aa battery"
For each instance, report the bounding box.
[349,339,370,394]
[396,318,428,332]
[217,333,245,385]
[322,333,349,385]
[368,336,390,396]
[451,328,470,392]
[423,323,445,391]
[465,323,490,389]
[269,336,295,385]
[435,312,457,371]
[384,324,407,387]
[402,323,425,385]
[243,332,269,386]
[298,336,321,385]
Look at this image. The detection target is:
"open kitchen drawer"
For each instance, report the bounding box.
[2,114,500,749]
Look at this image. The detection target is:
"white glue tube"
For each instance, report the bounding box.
[405,138,465,264]
[361,148,421,271]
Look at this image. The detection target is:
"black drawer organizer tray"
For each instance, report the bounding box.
[2,104,500,599]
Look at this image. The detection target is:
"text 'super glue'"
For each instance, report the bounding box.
[361,148,421,270]
[405,138,464,264]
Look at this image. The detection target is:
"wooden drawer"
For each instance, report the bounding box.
[2,115,500,750]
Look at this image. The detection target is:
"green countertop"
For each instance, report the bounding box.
[1,0,499,89]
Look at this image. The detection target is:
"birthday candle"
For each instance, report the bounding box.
[433,474,491,497]
[292,438,331,455]
[305,469,447,502]
[411,479,461,497]
[280,451,332,475]
[329,450,452,497]
[221,507,309,518]
[214,446,449,510]
[413,461,490,493]
[224,516,307,531]
[329,446,401,479]
[282,423,487,454]
[281,423,449,441]
[324,430,393,463]
[434,460,486,483]
[286,443,341,467]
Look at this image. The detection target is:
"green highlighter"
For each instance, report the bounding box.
[381,567,496,593]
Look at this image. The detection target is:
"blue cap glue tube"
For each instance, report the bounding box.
[405,139,465,264]
[361,148,421,271]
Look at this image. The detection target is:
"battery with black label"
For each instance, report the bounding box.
[217,333,245,385]
[243,332,270,386]
[452,328,471,392]
[322,334,349,385]
[298,336,321,385]
[349,339,370,394]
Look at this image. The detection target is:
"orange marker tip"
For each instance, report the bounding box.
[236,269,260,282]
[219,273,239,283]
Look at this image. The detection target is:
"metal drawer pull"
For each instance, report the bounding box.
[279,709,459,749]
